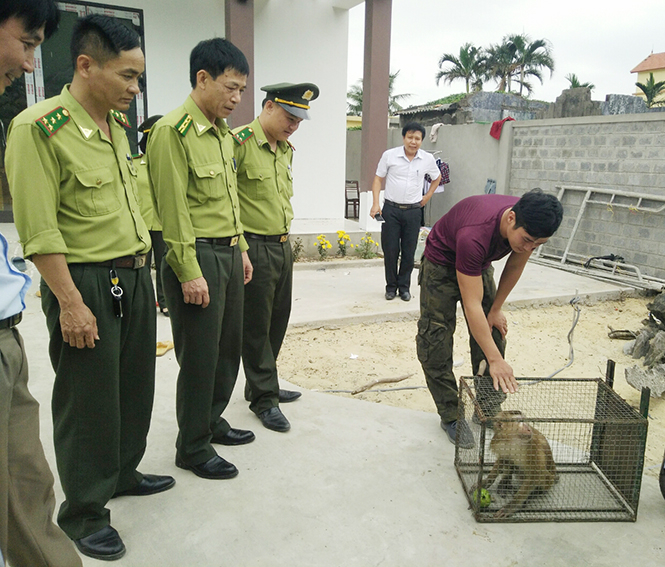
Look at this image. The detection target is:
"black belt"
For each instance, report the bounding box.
[196,236,240,246]
[0,312,22,329]
[85,254,147,269]
[384,199,422,210]
[245,232,289,243]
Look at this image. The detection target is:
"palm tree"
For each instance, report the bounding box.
[635,72,665,108]
[346,70,412,116]
[506,34,554,96]
[565,73,595,91]
[346,81,363,116]
[484,41,516,92]
[484,34,554,96]
[435,43,485,94]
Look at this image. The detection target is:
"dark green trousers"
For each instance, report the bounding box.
[416,257,506,423]
[162,242,243,465]
[242,239,293,415]
[41,264,156,540]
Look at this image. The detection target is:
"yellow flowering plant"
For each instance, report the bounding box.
[314,234,332,260]
[356,232,379,259]
[336,230,353,257]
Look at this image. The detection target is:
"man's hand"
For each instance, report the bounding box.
[242,251,253,284]
[487,309,508,338]
[488,358,518,394]
[60,300,99,349]
[182,276,210,308]
[370,204,382,219]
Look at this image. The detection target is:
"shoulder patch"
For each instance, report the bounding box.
[175,113,193,137]
[232,126,254,145]
[287,140,296,151]
[110,109,131,128]
[35,106,70,138]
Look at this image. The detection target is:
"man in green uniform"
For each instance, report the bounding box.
[135,115,168,316]
[6,15,174,561]
[233,82,319,432]
[148,38,255,480]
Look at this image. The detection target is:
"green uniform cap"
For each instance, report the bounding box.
[261,82,320,120]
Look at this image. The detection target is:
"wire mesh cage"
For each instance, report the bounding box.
[455,375,648,523]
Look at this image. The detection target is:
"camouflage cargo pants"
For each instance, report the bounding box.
[416,257,506,423]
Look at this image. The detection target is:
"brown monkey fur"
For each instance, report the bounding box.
[481,410,557,518]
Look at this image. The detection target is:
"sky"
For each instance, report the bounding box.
[347,0,665,107]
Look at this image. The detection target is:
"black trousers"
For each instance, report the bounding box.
[381,201,422,294]
[242,239,293,415]
[41,264,155,539]
[148,230,167,309]
[162,242,243,466]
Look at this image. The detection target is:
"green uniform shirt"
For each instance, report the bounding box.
[148,95,247,282]
[134,156,161,231]
[233,118,294,235]
[6,85,150,263]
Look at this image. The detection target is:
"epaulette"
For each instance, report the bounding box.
[287,140,296,151]
[175,113,193,136]
[232,126,254,145]
[35,106,70,138]
[110,109,131,128]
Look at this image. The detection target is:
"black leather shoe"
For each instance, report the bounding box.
[399,290,411,301]
[112,473,175,498]
[278,389,302,403]
[385,290,397,300]
[212,428,256,446]
[175,455,238,479]
[258,407,291,432]
[74,525,126,561]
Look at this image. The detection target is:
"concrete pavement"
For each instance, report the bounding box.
[3,222,665,567]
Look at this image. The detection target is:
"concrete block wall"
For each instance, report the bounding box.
[508,114,665,280]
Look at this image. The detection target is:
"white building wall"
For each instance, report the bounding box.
[106,0,226,116]
[109,0,353,221]
[254,0,350,221]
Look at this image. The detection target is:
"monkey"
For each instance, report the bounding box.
[477,410,558,518]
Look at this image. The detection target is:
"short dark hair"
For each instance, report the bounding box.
[0,0,60,39]
[70,14,141,69]
[137,115,163,154]
[402,122,425,139]
[189,37,249,89]
[511,188,564,238]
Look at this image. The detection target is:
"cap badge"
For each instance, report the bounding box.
[303,90,314,101]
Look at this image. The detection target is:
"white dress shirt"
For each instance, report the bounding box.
[375,146,440,205]
[0,232,31,320]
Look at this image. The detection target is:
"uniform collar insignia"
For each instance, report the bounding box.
[79,126,93,139]
[196,122,207,133]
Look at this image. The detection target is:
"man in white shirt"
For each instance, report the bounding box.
[370,122,441,301]
[0,3,82,565]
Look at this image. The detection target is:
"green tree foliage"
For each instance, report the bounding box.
[347,70,412,116]
[441,34,555,97]
[565,73,595,91]
[435,43,485,94]
[635,72,665,108]
[507,34,554,96]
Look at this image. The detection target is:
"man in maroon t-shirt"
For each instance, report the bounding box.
[417,189,563,448]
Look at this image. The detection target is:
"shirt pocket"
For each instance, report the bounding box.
[284,166,294,199]
[245,167,274,200]
[74,167,121,217]
[191,162,226,203]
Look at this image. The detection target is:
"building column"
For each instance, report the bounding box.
[359,0,392,196]
[224,0,255,128]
